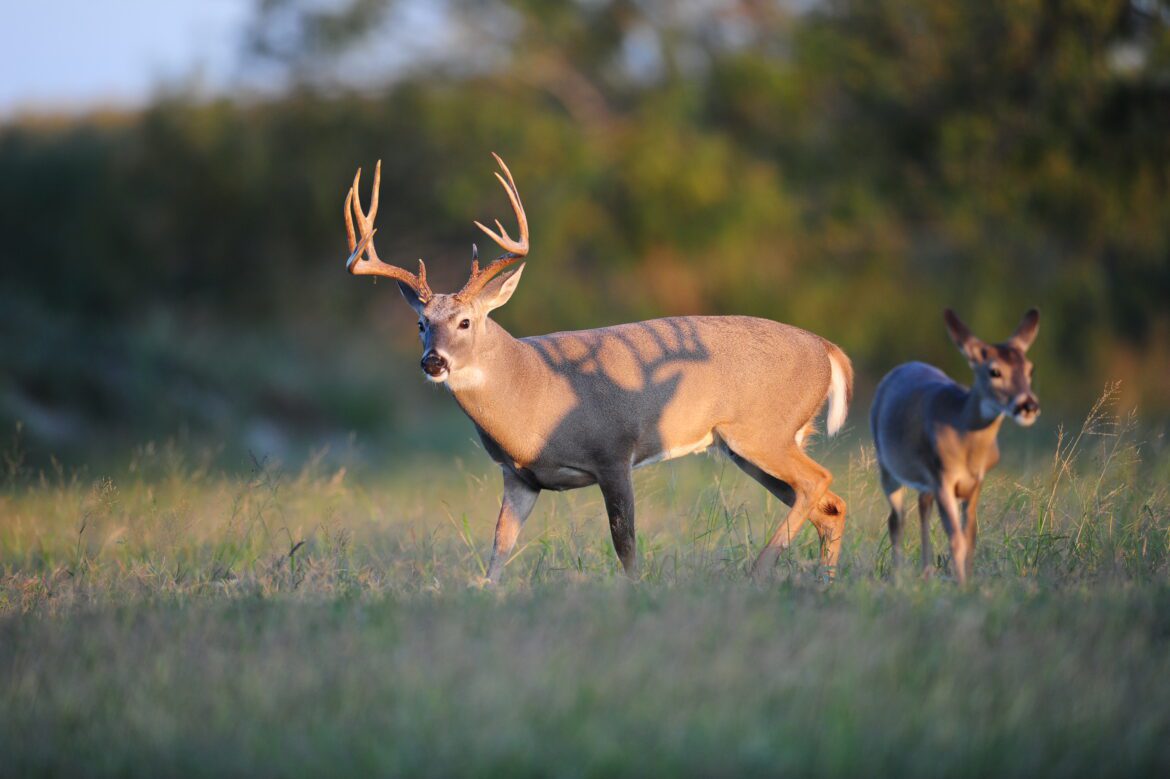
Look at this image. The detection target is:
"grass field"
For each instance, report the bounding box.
[2,387,1169,777]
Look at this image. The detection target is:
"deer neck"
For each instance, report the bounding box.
[445,319,550,447]
[958,384,1005,438]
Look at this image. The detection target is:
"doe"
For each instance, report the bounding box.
[338,154,854,584]
[870,308,1040,584]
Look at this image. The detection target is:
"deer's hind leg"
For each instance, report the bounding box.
[810,490,846,579]
[719,430,834,579]
[725,448,846,580]
[880,465,908,573]
[917,491,935,576]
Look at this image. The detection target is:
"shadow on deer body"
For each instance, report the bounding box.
[870,308,1041,585]
[341,154,853,584]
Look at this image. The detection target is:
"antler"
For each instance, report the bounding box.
[456,153,529,300]
[343,160,432,302]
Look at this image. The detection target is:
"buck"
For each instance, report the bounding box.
[341,154,853,584]
[870,308,1040,585]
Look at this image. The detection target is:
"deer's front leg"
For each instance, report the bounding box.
[962,480,984,578]
[598,467,638,578]
[486,469,540,584]
[935,484,969,586]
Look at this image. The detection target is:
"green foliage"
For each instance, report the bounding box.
[1,0,1168,464]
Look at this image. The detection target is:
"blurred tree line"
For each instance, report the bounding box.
[1,0,1168,464]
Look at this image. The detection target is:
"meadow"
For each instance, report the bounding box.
[2,2,1167,775]
[1,386,1168,777]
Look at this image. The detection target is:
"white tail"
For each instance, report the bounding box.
[339,154,854,584]
[825,344,853,437]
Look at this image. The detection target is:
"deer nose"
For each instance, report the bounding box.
[1014,396,1039,416]
[421,351,448,376]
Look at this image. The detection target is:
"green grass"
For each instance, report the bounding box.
[2,387,1169,776]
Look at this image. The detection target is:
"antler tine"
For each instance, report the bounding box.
[473,170,528,256]
[342,160,432,301]
[347,164,383,265]
[492,151,517,192]
[344,188,358,255]
[459,154,529,300]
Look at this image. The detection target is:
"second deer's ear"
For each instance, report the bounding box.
[1010,308,1040,352]
[476,263,525,313]
[944,309,989,365]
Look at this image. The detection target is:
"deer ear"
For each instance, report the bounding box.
[943,309,988,365]
[1010,308,1040,352]
[397,281,426,315]
[476,263,525,313]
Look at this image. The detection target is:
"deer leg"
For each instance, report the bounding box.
[724,447,796,506]
[740,445,833,579]
[485,469,541,584]
[935,484,969,586]
[917,492,935,576]
[881,466,907,573]
[810,490,846,581]
[726,448,846,580]
[962,481,983,581]
[598,467,638,578]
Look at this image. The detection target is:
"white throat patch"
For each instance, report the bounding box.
[444,366,486,392]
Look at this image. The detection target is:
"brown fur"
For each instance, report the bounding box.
[870,308,1040,584]
[409,284,853,583]
[345,155,854,583]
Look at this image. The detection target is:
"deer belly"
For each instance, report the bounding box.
[512,463,597,491]
[884,458,937,493]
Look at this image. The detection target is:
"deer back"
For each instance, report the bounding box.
[459,316,836,481]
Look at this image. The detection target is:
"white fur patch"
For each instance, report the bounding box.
[826,351,849,436]
[1013,409,1039,427]
[444,366,486,392]
[635,432,715,469]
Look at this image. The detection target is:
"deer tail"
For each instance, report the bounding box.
[824,341,854,437]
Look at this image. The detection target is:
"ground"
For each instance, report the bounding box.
[1,392,1168,777]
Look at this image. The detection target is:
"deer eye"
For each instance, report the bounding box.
[418,321,425,332]
[988,366,1002,379]
[458,319,471,330]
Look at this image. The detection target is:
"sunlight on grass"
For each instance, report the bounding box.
[1,386,1168,776]
[2,386,1165,607]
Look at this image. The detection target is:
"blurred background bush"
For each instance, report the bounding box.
[1,0,1167,469]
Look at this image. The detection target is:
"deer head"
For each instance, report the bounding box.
[944,308,1040,426]
[343,153,529,388]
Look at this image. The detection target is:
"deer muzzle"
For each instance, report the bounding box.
[421,351,449,379]
[1012,394,1040,426]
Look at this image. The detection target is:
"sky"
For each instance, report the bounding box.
[0,1,828,118]
[0,1,251,117]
